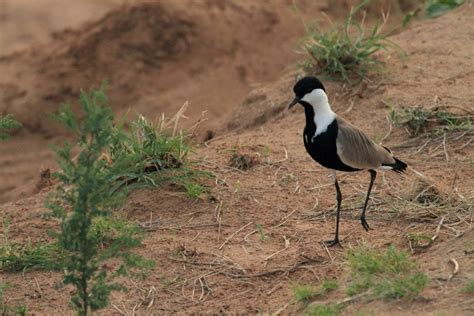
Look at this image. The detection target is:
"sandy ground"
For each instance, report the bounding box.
[0,1,473,315]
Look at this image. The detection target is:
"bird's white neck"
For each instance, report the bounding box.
[301,89,336,136]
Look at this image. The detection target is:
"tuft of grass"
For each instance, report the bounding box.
[0,114,21,140]
[300,0,401,83]
[293,284,318,304]
[461,280,474,293]
[183,181,207,199]
[389,105,472,137]
[346,245,428,300]
[0,217,65,272]
[306,303,343,316]
[321,279,339,293]
[293,279,339,304]
[108,114,211,196]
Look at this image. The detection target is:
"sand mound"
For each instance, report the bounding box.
[0,0,318,138]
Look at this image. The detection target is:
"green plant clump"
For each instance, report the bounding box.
[0,114,21,140]
[300,0,400,83]
[461,280,474,293]
[306,303,343,316]
[0,217,65,272]
[389,105,472,137]
[346,245,428,300]
[48,86,154,315]
[293,279,339,304]
[108,114,210,198]
[425,0,465,18]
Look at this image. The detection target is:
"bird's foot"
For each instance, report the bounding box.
[360,216,370,232]
[323,239,341,247]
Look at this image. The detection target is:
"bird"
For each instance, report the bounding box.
[288,76,407,247]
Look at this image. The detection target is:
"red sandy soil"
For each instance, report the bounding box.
[1,1,474,315]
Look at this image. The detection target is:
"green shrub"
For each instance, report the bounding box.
[48,86,154,315]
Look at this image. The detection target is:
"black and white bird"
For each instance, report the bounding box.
[289,76,407,247]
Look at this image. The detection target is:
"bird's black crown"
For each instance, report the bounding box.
[293,76,325,98]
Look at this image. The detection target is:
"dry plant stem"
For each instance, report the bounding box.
[274,303,289,315]
[336,291,370,304]
[219,222,253,250]
[380,115,392,145]
[172,101,189,137]
[432,216,446,242]
[447,258,459,282]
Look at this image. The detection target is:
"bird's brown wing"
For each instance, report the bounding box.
[336,116,395,170]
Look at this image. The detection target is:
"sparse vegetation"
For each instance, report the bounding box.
[0,283,27,316]
[0,114,21,140]
[48,86,154,315]
[306,303,343,316]
[346,245,428,300]
[293,284,319,304]
[403,0,465,25]
[425,0,465,18]
[0,217,64,272]
[301,0,400,83]
[107,114,210,197]
[293,279,339,304]
[461,280,474,293]
[389,105,472,137]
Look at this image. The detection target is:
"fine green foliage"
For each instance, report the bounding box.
[306,303,343,316]
[389,105,472,137]
[403,0,465,26]
[293,284,319,303]
[0,217,65,272]
[300,0,400,83]
[293,279,339,304]
[425,0,464,18]
[461,280,474,293]
[48,86,154,315]
[0,114,21,140]
[108,115,210,198]
[0,283,27,316]
[346,245,428,300]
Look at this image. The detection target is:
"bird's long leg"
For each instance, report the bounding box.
[361,170,376,232]
[324,170,342,247]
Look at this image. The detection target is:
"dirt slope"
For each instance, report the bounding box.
[0,0,323,204]
[1,3,474,315]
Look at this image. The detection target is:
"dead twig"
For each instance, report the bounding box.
[219,222,253,250]
[447,258,459,282]
[431,216,446,242]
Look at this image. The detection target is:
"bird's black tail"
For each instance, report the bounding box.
[384,157,407,174]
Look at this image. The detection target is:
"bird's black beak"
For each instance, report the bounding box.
[288,97,301,110]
